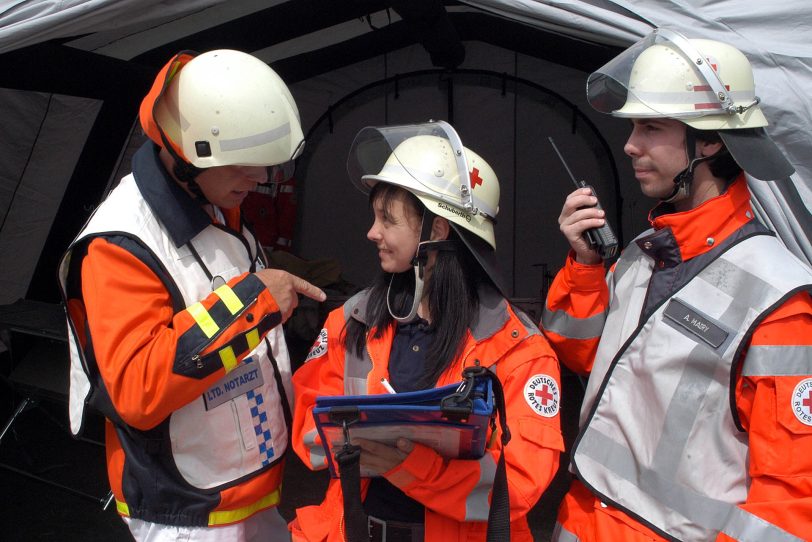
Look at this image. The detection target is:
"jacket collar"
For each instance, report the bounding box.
[131,141,212,248]
[647,174,754,261]
[351,284,511,342]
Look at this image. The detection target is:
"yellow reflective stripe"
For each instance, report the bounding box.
[115,488,281,526]
[207,487,281,526]
[245,328,260,351]
[187,302,219,338]
[215,284,244,315]
[219,345,238,372]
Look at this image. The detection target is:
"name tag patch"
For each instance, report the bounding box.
[203,359,264,410]
[663,298,728,349]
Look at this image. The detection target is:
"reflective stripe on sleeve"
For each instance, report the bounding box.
[214,284,244,315]
[219,345,238,372]
[196,313,280,375]
[187,302,219,338]
[464,453,497,521]
[541,306,606,340]
[175,275,267,375]
[303,428,327,469]
[552,523,580,542]
[742,345,812,376]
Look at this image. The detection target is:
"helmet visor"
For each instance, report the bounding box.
[587,28,741,120]
[264,138,305,184]
[347,120,482,216]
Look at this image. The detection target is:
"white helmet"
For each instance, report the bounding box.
[587,28,793,180]
[348,121,507,317]
[140,49,305,170]
[352,127,499,249]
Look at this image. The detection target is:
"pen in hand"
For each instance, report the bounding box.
[380,377,397,394]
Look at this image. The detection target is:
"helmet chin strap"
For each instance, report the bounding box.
[661,128,713,204]
[173,160,209,203]
[386,212,458,322]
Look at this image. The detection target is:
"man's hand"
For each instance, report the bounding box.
[559,187,605,265]
[253,269,326,322]
[356,438,414,476]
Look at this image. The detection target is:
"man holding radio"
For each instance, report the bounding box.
[541,29,812,541]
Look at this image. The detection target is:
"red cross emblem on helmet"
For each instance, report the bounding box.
[470,167,484,189]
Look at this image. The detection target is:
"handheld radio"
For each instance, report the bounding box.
[548,137,619,259]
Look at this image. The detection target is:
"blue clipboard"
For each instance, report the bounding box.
[313,377,494,478]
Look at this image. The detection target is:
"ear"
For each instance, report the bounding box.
[430,216,450,241]
[696,138,723,158]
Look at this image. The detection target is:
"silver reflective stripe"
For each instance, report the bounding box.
[722,507,805,542]
[578,430,803,542]
[309,446,326,469]
[346,376,367,395]
[699,257,781,311]
[551,522,579,542]
[303,426,326,469]
[343,292,372,395]
[541,306,606,340]
[650,341,719,480]
[219,122,291,152]
[464,453,496,521]
[743,345,812,376]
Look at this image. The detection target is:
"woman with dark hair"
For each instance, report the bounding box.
[289,121,564,542]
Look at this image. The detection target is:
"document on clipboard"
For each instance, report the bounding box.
[312,377,495,478]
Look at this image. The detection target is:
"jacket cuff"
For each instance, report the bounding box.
[561,251,607,291]
[384,443,440,489]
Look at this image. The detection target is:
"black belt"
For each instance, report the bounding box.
[368,516,424,542]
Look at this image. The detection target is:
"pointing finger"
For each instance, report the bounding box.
[291,275,326,302]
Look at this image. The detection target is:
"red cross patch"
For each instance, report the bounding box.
[524,374,560,417]
[792,378,812,426]
[470,167,483,189]
[304,328,328,363]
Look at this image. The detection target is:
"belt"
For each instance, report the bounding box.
[368,515,424,542]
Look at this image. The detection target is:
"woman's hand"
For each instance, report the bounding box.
[355,438,415,476]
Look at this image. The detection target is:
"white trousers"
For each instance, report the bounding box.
[123,507,291,542]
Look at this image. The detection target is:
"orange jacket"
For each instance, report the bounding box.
[544,177,812,541]
[290,288,564,541]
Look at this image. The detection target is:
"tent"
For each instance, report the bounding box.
[1,0,810,310]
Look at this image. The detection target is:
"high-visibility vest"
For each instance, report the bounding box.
[58,172,291,493]
[572,231,812,541]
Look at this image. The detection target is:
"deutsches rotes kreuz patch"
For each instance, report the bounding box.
[524,374,560,417]
[304,329,328,362]
[791,378,812,426]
